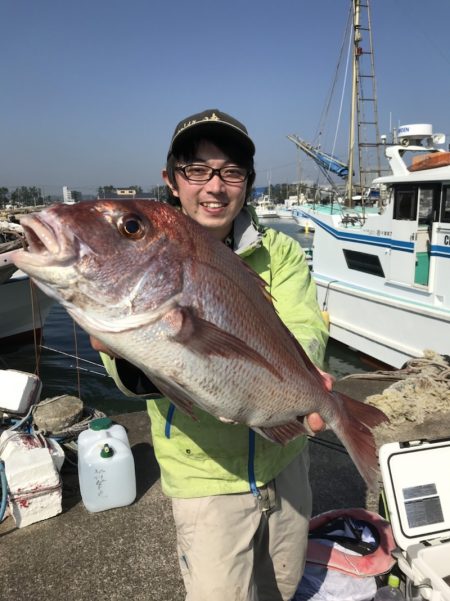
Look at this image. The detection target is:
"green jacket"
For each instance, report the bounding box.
[101,207,328,498]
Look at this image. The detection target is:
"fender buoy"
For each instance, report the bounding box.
[321,311,330,330]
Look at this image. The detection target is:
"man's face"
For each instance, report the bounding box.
[163,140,248,240]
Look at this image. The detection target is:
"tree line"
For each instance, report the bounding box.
[0,181,320,210]
[0,186,52,209]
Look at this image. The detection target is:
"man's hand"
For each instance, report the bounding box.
[305,412,326,433]
[90,336,118,358]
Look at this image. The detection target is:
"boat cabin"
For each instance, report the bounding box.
[387,180,450,287]
[372,124,450,291]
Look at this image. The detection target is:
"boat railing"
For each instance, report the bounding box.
[340,212,366,227]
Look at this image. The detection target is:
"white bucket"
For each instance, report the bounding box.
[77,417,136,513]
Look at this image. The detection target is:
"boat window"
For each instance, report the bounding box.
[393,187,417,220]
[418,187,435,224]
[342,249,385,277]
[441,186,450,223]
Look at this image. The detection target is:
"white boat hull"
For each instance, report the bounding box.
[276,208,293,219]
[255,209,279,219]
[315,275,449,368]
[0,273,54,343]
[253,195,279,219]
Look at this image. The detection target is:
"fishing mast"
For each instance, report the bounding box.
[346,0,383,207]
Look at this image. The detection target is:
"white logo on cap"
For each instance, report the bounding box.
[177,112,221,135]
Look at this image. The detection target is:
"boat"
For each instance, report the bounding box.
[292,201,335,232]
[275,195,304,220]
[292,197,380,233]
[291,1,450,368]
[0,227,54,345]
[307,124,450,368]
[0,271,54,345]
[292,204,317,231]
[276,206,294,219]
[253,195,279,219]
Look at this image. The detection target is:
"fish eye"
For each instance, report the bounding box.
[117,213,145,239]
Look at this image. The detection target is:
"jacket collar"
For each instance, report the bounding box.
[233,205,265,256]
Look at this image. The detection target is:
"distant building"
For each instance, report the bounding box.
[116,188,137,197]
[62,186,75,204]
[97,187,157,201]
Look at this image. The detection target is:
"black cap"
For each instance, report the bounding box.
[167,109,255,158]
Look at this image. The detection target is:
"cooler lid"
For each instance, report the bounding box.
[379,438,450,552]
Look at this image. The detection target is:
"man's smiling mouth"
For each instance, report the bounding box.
[200,202,228,209]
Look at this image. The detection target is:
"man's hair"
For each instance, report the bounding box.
[165,135,256,206]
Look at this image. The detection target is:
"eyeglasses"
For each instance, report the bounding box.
[175,164,250,184]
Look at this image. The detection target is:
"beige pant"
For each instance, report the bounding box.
[171,450,312,601]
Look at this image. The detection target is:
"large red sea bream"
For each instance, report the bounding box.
[12,200,388,488]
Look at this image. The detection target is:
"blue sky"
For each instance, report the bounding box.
[2,0,450,195]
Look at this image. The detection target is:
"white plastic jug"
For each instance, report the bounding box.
[77,417,136,512]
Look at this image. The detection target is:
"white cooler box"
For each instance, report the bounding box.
[379,439,450,601]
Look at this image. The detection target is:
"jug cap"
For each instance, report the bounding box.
[90,417,113,431]
[100,443,114,458]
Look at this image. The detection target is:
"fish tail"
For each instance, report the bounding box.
[331,392,389,490]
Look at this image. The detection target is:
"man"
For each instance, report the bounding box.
[94,109,329,600]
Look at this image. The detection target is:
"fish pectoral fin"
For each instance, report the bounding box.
[168,306,282,380]
[253,418,309,445]
[150,375,197,420]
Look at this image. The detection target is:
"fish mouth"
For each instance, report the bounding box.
[17,213,79,267]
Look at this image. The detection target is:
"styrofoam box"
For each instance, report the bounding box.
[0,369,42,413]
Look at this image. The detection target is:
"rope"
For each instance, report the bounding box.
[341,351,450,382]
[345,351,450,426]
[306,352,450,460]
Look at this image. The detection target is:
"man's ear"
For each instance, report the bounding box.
[162,169,179,198]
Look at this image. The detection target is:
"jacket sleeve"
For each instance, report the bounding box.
[268,230,329,368]
[99,352,163,398]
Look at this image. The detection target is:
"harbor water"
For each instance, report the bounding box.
[1,218,376,415]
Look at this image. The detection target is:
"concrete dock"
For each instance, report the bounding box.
[1,373,449,601]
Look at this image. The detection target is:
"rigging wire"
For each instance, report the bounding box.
[28,279,43,377]
[330,15,353,166]
[72,319,82,399]
[39,345,105,369]
[39,344,108,379]
[314,3,353,147]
